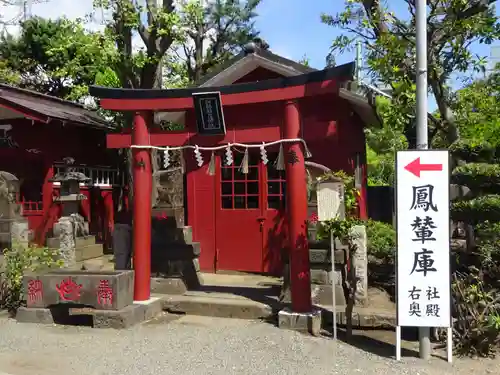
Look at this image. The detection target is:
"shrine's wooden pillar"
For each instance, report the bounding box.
[283,100,312,313]
[132,112,152,301]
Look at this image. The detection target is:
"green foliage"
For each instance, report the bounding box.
[452,195,500,223]
[451,68,500,144]
[450,138,500,355]
[322,0,500,150]
[317,217,361,244]
[449,139,497,164]
[0,17,115,102]
[452,163,500,193]
[177,0,262,82]
[364,85,408,185]
[0,244,63,312]
[452,272,500,357]
[475,221,500,273]
[365,219,395,263]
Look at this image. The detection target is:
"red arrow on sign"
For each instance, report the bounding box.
[404,157,443,177]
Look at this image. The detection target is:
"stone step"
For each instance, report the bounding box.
[152,226,193,245]
[161,293,274,320]
[151,242,201,261]
[77,255,114,271]
[47,235,96,249]
[318,305,396,329]
[75,244,104,262]
[309,248,346,265]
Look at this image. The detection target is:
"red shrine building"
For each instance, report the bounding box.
[0,84,118,247]
[91,44,379,311]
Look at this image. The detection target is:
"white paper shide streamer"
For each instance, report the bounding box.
[194,145,203,167]
[225,144,233,165]
[260,143,268,165]
[133,138,311,174]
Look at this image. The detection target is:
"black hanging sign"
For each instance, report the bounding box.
[192,91,226,136]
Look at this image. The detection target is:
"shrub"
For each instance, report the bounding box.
[452,195,500,223]
[365,219,396,263]
[452,271,500,357]
[449,139,497,163]
[451,163,500,193]
[0,243,62,312]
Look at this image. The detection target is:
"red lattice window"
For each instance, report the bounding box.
[220,151,260,210]
[266,154,286,209]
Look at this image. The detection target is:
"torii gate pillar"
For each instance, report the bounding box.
[283,100,312,313]
[132,112,152,301]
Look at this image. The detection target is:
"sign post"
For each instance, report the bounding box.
[395,150,452,362]
[316,178,345,340]
[192,91,226,136]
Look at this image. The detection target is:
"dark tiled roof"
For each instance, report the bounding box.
[0,83,113,130]
[194,47,317,87]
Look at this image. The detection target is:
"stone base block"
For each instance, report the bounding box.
[16,307,55,324]
[278,307,322,336]
[75,244,104,262]
[151,277,187,295]
[16,298,162,329]
[312,284,346,306]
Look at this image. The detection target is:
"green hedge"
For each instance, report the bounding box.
[449,139,497,163]
[451,195,500,223]
[365,219,396,262]
[451,163,500,192]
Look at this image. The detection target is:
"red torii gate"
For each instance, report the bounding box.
[89,65,353,313]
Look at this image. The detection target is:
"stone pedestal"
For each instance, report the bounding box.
[10,220,30,247]
[351,225,368,305]
[53,217,77,268]
[17,270,162,329]
[278,307,322,336]
[150,210,203,294]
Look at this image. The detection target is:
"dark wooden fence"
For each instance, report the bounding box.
[367,186,394,224]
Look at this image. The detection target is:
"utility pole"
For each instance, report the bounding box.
[355,40,362,83]
[23,0,32,21]
[416,0,431,361]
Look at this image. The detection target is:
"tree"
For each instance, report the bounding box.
[92,0,261,89]
[365,96,408,185]
[175,0,262,82]
[449,66,500,144]
[91,0,264,207]
[0,17,115,101]
[322,0,500,148]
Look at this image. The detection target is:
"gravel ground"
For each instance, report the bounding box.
[0,314,497,375]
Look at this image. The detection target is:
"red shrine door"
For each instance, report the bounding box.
[215,151,286,275]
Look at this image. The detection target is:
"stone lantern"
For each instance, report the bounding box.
[49,157,91,268]
[50,157,91,217]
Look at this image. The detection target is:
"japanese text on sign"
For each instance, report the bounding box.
[396,151,451,328]
[27,279,43,304]
[56,277,83,302]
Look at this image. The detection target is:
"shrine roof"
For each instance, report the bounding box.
[0,83,113,130]
[89,62,355,100]
[194,45,317,87]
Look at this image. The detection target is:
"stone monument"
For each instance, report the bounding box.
[49,157,92,268]
[0,171,30,250]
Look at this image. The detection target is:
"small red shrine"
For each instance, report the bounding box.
[90,45,378,312]
[0,84,119,247]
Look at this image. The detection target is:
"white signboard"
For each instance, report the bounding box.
[396,150,450,328]
[317,181,344,221]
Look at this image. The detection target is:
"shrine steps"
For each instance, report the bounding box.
[160,273,278,320]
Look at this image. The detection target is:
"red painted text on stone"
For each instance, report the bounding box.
[27,279,43,303]
[97,280,113,306]
[56,277,83,301]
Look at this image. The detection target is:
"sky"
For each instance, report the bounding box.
[2,0,500,99]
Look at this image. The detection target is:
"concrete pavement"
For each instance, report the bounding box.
[0,314,498,375]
